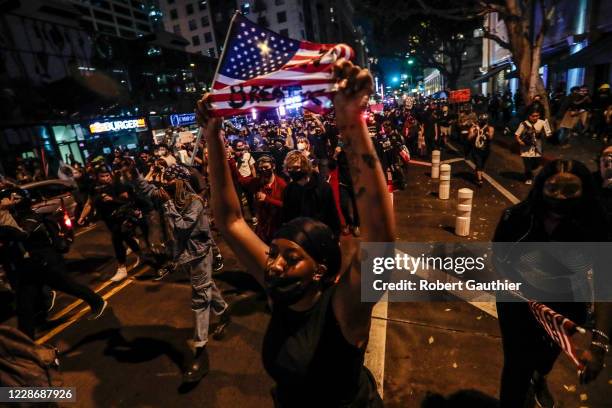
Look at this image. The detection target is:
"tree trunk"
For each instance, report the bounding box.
[502,3,551,120]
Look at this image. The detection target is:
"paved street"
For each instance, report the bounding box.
[2,135,611,407]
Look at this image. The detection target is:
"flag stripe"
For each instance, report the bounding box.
[529,301,583,369]
[210,13,353,117]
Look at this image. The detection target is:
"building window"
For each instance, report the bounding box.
[208,47,215,57]
[280,28,288,37]
[277,11,286,23]
[299,12,303,22]
[189,19,197,30]
[186,4,194,15]
[173,24,181,34]
[215,12,222,22]
[204,32,212,43]
[116,16,134,27]
[170,9,178,19]
[93,10,114,22]
[92,1,111,10]
[201,16,209,27]
[300,29,305,39]
[275,0,285,5]
[192,35,200,46]
[199,1,207,11]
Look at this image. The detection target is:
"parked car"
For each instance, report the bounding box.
[21,179,78,221]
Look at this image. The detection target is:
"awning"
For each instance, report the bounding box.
[471,62,511,85]
[554,33,612,71]
[506,45,569,78]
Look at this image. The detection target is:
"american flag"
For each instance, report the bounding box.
[528,301,585,369]
[209,13,354,117]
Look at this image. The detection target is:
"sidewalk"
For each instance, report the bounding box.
[382,157,612,408]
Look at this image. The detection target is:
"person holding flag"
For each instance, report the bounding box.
[493,159,611,408]
[197,13,391,404]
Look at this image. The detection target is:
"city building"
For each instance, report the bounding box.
[67,0,154,38]
[158,0,237,57]
[477,0,612,96]
[0,0,216,177]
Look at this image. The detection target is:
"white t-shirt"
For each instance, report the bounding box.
[237,152,255,177]
[515,119,552,157]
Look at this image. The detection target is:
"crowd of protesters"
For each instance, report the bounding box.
[1,65,612,407]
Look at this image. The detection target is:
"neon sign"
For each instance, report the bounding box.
[89,118,147,134]
[169,113,196,127]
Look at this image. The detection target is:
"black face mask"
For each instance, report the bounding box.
[265,274,311,306]
[164,183,176,195]
[288,170,305,182]
[260,169,273,178]
[543,195,581,217]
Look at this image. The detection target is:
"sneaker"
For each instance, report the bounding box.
[212,310,231,340]
[525,179,533,185]
[532,373,556,408]
[131,256,141,270]
[110,265,128,282]
[153,267,170,281]
[89,300,108,320]
[46,290,57,313]
[213,254,224,272]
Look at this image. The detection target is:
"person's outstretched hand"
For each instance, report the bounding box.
[196,93,222,134]
[332,60,373,129]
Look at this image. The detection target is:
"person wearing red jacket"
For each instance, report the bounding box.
[241,155,286,244]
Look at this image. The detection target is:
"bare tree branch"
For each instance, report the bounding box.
[482,26,512,50]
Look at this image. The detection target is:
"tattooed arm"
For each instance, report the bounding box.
[331,60,395,348]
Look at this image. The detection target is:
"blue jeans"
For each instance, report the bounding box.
[182,251,227,348]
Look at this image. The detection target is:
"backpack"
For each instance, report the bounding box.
[519,121,538,146]
[0,325,62,387]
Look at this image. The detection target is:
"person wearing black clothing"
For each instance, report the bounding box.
[281,151,340,238]
[78,168,141,282]
[468,114,494,187]
[200,59,391,407]
[3,191,106,339]
[591,84,611,140]
[493,159,611,408]
[595,145,612,226]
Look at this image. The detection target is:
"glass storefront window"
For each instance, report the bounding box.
[52,125,78,143]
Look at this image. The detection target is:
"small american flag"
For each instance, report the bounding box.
[528,301,585,369]
[209,13,354,117]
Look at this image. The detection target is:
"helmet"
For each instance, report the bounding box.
[599,83,610,91]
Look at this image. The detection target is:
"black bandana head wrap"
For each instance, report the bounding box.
[273,217,341,281]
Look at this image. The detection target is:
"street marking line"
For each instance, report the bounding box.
[48,257,141,321]
[409,159,432,167]
[48,280,115,321]
[441,157,465,165]
[446,142,520,205]
[365,294,388,398]
[36,268,149,345]
[74,223,98,237]
[395,249,498,318]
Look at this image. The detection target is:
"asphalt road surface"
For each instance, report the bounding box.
[2,133,611,407]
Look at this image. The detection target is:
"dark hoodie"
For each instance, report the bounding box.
[281,176,340,238]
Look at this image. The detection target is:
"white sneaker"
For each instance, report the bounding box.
[110,265,128,282]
